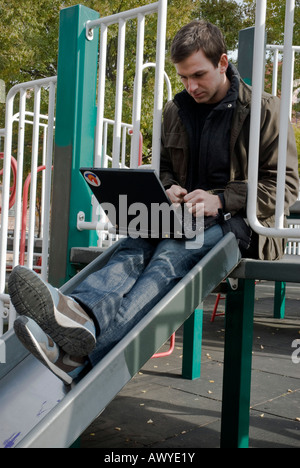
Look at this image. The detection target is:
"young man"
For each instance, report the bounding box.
[9,20,298,385]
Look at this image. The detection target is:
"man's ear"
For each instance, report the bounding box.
[219,54,229,74]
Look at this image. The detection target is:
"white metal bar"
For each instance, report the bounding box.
[0,75,56,330]
[12,88,26,267]
[272,48,279,96]
[0,89,14,294]
[121,125,127,168]
[41,80,56,281]
[151,0,168,175]
[103,120,108,167]
[2,76,57,102]
[247,0,267,236]
[40,126,48,235]
[86,2,159,34]
[101,118,134,169]
[275,0,295,230]
[112,18,126,168]
[131,61,172,169]
[12,110,50,126]
[267,44,300,53]
[290,49,295,118]
[94,24,108,168]
[142,63,172,100]
[130,13,146,168]
[267,44,300,104]
[27,85,41,269]
[247,0,299,239]
[92,1,166,170]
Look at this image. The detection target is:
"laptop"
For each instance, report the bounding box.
[80,167,216,240]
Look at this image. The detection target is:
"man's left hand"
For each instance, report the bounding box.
[184,190,222,217]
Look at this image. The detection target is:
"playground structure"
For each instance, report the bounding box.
[0,0,299,449]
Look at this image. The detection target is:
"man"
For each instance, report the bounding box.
[9,20,299,385]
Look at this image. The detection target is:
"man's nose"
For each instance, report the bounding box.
[187,78,198,93]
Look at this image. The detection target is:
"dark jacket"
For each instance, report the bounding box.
[160,65,299,260]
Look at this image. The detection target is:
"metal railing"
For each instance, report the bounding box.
[0,1,169,335]
[0,76,57,335]
[247,0,299,239]
[101,64,172,170]
[77,62,173,236]
[1,0,299,337]
[86,0,168,173]
[76,0,169,237]
[267,44,300,111]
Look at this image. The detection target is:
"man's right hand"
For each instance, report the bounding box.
[166,185,188,206]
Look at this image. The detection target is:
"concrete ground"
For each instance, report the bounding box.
[80,282,300,449]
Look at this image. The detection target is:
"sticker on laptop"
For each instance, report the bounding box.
[83,171,101,187]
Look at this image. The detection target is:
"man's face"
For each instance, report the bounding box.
[175,49,229,105]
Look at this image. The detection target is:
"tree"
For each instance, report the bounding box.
[0,0,195,147]
[1,0,298,161]
[242,0,300,88]
[195,0,245,53]
[0,0,62,84]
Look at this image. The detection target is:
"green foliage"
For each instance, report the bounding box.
[195,0,245,52]
[242,0,300,87]
[0,0,299,165]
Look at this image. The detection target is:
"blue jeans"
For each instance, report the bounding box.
[71,224,224,365]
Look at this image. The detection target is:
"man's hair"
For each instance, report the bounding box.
[170,20,227,68]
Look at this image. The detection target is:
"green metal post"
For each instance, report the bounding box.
[238,27,266,87]
[274,281,286,319]
[182,308,203,380]
[48,5,100,287]
[220,279,255,448]
[238,27,255,85]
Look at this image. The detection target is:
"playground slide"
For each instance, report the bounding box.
[0,233,240,448]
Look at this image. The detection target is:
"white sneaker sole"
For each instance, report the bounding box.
[14,317,73,386]
[9,266,96,357]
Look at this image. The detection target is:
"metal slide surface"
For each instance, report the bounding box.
[0,234,240,448]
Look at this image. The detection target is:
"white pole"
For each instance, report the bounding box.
[41,80,56,281]
[130,13,145,168]
[12,88,26,267]
[151,0,168,175]
[247,0,267,235]
[94,25,108,168]
[272,48,279,96]
[27,85,41,269]
[275,0,295,229]
[112,19,126,168]
[0,94,13,293]
[86,3,159,32]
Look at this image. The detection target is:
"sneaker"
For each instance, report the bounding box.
[8,266,96,357]
[14,316,88,385]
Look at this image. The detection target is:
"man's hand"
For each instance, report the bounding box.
[184,189,222,217]
[166,185,188,205]
[166,186,222,218]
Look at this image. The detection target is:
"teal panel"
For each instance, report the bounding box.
[49,5,100,286]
